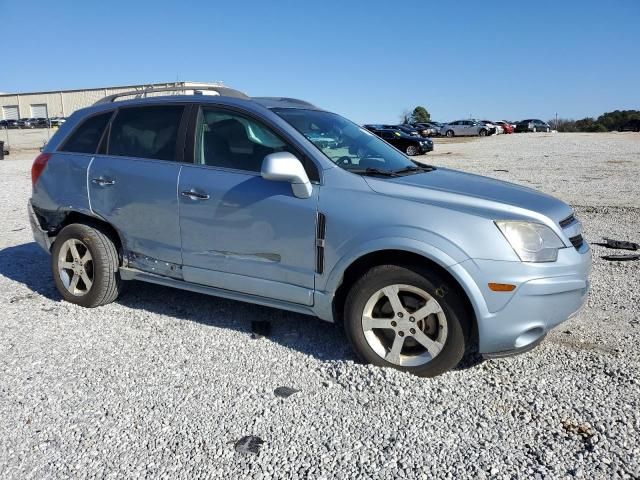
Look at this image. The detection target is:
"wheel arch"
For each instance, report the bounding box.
[54,210,123,254]
[329,248,478,346]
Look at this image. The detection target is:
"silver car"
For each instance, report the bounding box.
[440,120,490,137]
[28,86,591,377]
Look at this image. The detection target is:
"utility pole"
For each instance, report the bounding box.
[555,112,558,130]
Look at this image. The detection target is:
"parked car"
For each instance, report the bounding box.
[411,123,438,137]
[29,87,590,377]
[618,119,640,132]
[48,117,66,127]
[494,121,514,134]
[3,119,20,129]
[384,124,421,137]
[364,125,434,155]
[440,120,490,137]
[427,122,445,136]
[31,117,50,128]
[18,118,37,129]
[515,119,551,133]
[480,120,500,135]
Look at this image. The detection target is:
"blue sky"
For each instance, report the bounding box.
[1,1,638,123]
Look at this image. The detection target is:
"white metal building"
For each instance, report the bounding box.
[0,81,224,120]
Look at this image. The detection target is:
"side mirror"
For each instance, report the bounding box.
[261,152,312,199]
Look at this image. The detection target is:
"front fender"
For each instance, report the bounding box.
[321,229,469,296]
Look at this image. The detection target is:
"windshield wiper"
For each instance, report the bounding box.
[392,164,436,175]
[346,167,399,177]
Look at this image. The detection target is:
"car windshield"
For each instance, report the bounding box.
[274,108,420,174]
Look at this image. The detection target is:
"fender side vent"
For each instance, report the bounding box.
[316,212,326,274]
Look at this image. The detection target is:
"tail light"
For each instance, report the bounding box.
[31,153,51,187]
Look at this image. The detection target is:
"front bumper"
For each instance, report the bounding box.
[28,200,52,252]
[419,143,434,153]
[451,243,591,356]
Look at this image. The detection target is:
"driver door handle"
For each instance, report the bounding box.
[92,177,116,186]
[181,189,210,200]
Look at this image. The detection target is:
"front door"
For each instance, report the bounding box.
[89,104,186,268]
[178,106,318,306]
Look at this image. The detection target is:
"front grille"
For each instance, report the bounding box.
[559,214,576,228]
[570,234,584,249]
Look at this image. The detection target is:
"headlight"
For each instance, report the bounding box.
[495,221,565,262]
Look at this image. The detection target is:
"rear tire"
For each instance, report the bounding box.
[51,223,123,308]
[344,264,468,377]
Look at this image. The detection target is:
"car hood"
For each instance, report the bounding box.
[364,167,572,225]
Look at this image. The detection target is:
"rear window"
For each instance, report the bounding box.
[59,112,112,154]
[108,105,184,161]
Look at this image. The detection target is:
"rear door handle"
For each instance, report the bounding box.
[181,189,210,200]
[92,177,116,186]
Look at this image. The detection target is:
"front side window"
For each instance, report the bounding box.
[60,112,112,154]
[196,107,293,172]
[275,109,421,174]
[108,105,184,161]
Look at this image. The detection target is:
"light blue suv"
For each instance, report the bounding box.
[28,86,591,376]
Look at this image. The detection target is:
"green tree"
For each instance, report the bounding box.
[411,106,431,123]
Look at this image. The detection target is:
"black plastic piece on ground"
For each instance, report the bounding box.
[274,386,300,398]
[601,254,640,261]
[250,320,271,339]
[594,238,639,251]
[233,436,265,455]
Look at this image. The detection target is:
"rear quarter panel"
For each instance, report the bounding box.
[32,152,93,216]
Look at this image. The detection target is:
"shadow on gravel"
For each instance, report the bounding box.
[0,242,355,363]
[0,241,484,368]
[0,242,58,298]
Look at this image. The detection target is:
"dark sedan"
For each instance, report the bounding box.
[364,125,433,156]
[515,119,551,133]
[381,124,421,137]
[0,119,20,129]
[18,118,37,129]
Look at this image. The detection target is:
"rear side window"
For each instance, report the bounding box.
[60,112,112,154]
[109,105,184,161]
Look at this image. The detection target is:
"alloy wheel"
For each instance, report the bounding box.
[58,238,94,296]
[361,284,448,367]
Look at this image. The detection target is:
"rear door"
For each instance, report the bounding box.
[88,104,187,270]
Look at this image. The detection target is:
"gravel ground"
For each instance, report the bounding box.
[0,132,639,479]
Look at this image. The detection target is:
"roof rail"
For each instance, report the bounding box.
[94,85,250,105]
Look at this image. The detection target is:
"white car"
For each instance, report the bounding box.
[481,120,503,135]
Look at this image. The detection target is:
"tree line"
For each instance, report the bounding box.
[399,106,639,132]
[550,110,640,132]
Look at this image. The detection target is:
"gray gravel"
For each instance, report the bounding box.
[1,132,639,479]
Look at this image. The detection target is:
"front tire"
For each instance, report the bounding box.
[406,145,419,156]
[479,129,487,137]
[445,130,454,138]
[344,264,468,377]
[51,223,123,308]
